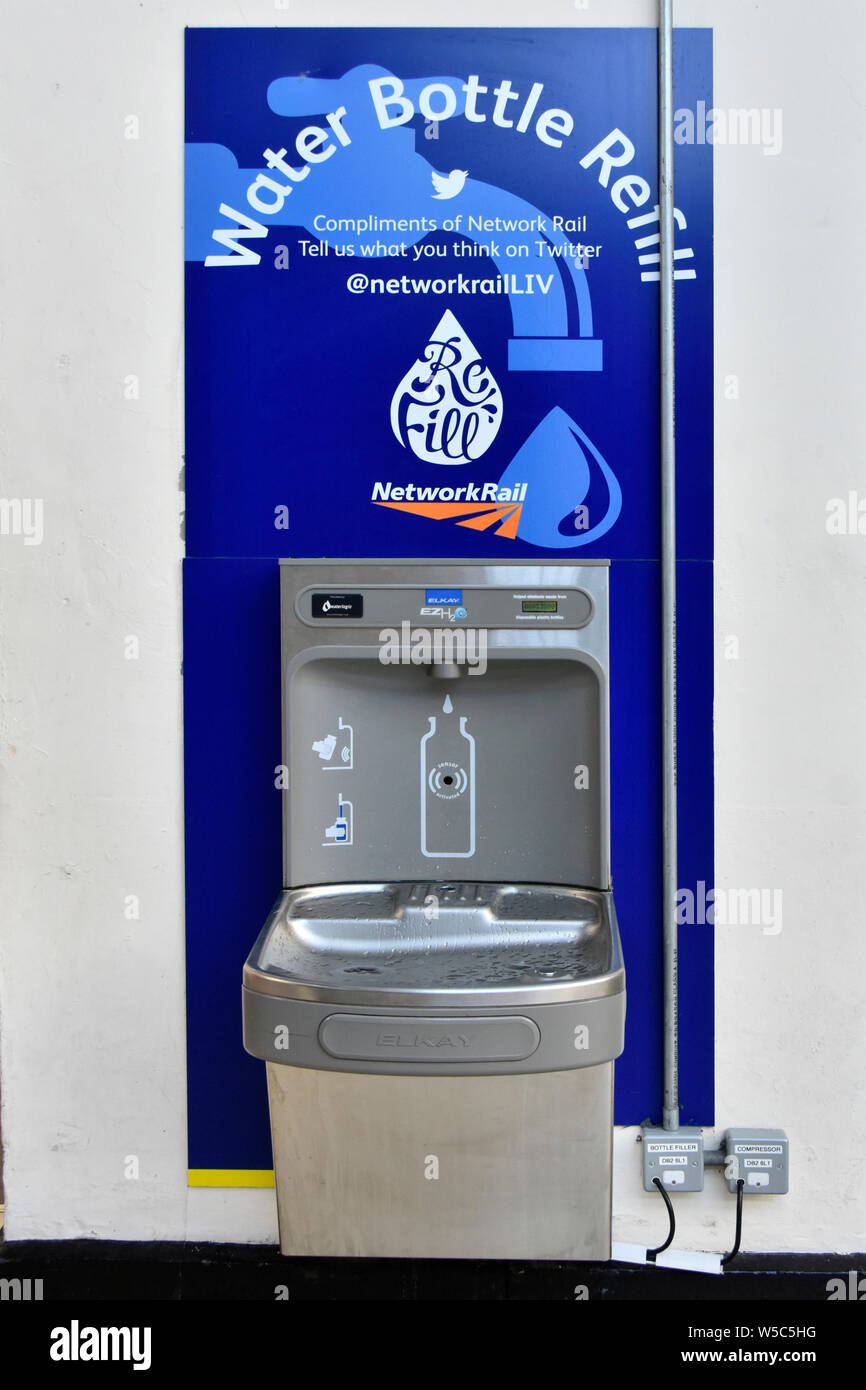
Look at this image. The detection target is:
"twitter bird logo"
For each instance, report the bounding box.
[431,169,468,199]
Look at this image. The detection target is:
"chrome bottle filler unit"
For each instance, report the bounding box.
[243,559,625,1259]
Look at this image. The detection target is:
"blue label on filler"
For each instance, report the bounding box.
[426,588,463,605]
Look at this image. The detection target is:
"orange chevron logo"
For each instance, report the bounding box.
[374,499,523,539]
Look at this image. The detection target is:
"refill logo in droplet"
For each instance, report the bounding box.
[390,310,503,465]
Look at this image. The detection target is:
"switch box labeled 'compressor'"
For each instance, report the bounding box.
[725,1128,789,1193]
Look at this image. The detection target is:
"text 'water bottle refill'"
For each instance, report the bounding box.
[243,559,626,1259]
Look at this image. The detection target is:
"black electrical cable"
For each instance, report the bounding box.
[721,1178,745,1268]
[646,1176,676,1262]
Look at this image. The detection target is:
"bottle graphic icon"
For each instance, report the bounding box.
[322,792,353,847]
[420,697,475,858]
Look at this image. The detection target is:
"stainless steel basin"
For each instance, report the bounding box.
[244,881,624,1009]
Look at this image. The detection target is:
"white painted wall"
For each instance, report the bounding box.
[1,0,863,1254]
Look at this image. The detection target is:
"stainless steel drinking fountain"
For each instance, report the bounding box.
[243,559,625,1259]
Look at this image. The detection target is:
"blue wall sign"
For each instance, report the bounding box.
[184,26,714,1179]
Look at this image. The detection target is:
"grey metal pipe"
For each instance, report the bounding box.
[659,0,679,1131]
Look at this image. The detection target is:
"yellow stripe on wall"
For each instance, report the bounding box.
[188,1169,275,1188]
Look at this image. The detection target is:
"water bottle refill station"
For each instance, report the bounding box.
[243,559,626,1259]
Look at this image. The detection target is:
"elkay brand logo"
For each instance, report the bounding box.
[425,587,463,604]
[421,589,467,620]
[377,1031,472,1048]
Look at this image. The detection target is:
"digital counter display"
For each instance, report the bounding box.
[522,600,558,613]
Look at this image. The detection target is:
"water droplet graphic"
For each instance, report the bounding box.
[497,406,622,549]
[442,694,453,713]
[390,310,503,465]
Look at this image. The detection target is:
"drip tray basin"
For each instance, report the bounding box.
[244,883,625,1075]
